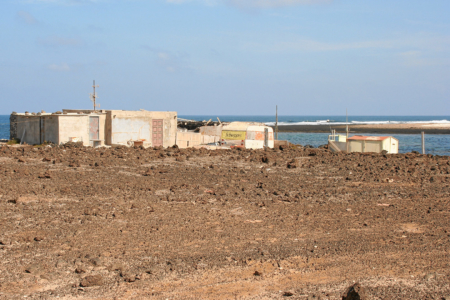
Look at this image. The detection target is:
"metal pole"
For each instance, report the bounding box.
[264,128,269,149]
[93,80,96,111]
[421,131,425,154]
[275,105,278,140]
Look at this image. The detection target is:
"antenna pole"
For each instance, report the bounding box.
[91,80,100,112]
[93,80,96,111]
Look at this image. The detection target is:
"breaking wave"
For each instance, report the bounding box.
[265,119,450,126]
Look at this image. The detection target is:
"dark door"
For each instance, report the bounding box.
[89,116,99,140]
[152,119,163,147]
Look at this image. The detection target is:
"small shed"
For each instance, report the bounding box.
[11,111,106,147]
[347,136,398,154]
[220,122,274,149]
[105,110,177,147]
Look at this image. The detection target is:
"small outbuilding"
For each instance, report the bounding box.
[11,111,107,147]
[105,110,177,147]
[347,136,399,154]
[219,122,274,149]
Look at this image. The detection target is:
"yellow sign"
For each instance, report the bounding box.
[221,131,246,140]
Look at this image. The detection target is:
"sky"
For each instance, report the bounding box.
[0,0,449,116]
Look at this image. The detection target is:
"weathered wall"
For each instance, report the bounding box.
[15,116,41,145]
[107,110,177,147]
[58,114,106,146]
[382,137,399,154]
[58,116,90,146]
[199,125,222,137]
[348,140,363,153]
[176,131,219,148]
[328,141,347,152]
[9,114,17,140]
[42,116,59,144]
[364,141,381,153]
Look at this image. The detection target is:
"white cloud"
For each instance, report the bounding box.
[48,63,71,71]
[165,0,332,8]
[17,11,38,24]
[142,45,189,73]
[225,0,332,8]
[398,50,450,67]
[23,0,102,5]
[243,34,450,53]
[38,36,84,47]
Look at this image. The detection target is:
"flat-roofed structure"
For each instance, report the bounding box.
[11,111,107,147]
[347,135,399,154]
[10,109,177,148]
[105,110,177,147]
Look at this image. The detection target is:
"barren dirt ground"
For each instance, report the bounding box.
[0,143,449,299]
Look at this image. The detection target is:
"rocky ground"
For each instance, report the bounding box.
[0,143,449,299]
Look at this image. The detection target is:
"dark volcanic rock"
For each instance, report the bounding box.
[342,283,367,300]
[80,275,103,287]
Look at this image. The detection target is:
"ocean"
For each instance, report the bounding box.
[2,115,449,156]
[182,115,450,156]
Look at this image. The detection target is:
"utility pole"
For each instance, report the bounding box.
[90,80,100,111]
[421,131,425,154]
[275,105,278,140]
[346,108,349,140]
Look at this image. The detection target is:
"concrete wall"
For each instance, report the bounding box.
[328,141,347,152]
[15,116,41,145]
[348,138,399,154]
[42,116,59,144]
[106,110,177,147]
[10,114,17,140]
[58,114,106,146]
[58,116,89,146]
[13,115,60,145]
[364,141,381,153]
[199,125,222,137]
[176,131,219,148]
[349,140,363,153]
[382,137,399,154]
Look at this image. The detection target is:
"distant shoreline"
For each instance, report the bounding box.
[272,123,450,134]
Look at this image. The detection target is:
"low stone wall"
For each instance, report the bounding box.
[176,131,219,148]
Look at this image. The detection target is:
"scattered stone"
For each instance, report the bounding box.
[38,171,51,179]
[261,156,270,163]
[34,236,44,242]
[80,275,103,287]
[121,271,137,282]
[287,159,297,169]
[342,283,367,300]
[25,264,41,274]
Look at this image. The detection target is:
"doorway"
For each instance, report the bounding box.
[152,119,163,147]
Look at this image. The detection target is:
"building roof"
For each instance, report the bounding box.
[14,111,104,117]
[347,136,391,141]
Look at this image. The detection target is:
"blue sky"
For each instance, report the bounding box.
[1,0,449,115]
